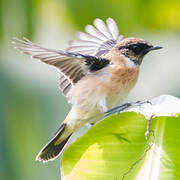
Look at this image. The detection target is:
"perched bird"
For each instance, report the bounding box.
[13,18,162,163]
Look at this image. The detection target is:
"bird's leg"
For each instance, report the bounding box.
[105,102,132,116]
[105,100,152,116]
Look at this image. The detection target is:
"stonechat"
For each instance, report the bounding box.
[13,18,162,162]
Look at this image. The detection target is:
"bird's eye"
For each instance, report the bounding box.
[131,45,142,54]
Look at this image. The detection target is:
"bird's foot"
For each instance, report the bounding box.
[105,100,152,117]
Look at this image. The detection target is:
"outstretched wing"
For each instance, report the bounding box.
[67,18,123,56]
[13,38,109,97]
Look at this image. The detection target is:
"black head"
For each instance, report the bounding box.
[117,38,162,65]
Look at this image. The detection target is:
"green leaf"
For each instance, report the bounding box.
[61,95,180,180]
[137,115,180,180]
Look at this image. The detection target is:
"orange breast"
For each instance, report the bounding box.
[109,65,139,95]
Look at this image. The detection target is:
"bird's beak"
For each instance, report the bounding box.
[148,45,163,51]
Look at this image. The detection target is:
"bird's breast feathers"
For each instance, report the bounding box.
[68,65,139,111]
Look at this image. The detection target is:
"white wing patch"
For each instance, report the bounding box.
[67,18,123,56]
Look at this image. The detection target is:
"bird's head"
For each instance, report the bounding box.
[115,37,162,66]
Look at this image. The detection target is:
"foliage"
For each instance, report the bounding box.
[0,0,180,42]
[63,0,180,33]
[62,95,180,180]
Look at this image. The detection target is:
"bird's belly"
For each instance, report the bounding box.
[106,90,128,109]
[69,68,138,123]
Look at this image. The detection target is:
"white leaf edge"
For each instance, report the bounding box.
[126,95,180,119]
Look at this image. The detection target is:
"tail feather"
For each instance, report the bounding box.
[36,123,72,162]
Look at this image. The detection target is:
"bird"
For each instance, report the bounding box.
[12,17,162,163]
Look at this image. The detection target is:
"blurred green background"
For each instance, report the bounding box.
[0,0,180,179]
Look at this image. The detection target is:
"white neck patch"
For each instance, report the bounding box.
[121,55,138,68]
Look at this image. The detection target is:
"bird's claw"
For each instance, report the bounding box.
[133,100,152,106]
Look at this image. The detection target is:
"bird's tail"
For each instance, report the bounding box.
[36,123,72,162]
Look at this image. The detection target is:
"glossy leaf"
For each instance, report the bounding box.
[62,95,180,180]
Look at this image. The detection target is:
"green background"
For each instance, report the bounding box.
[0,0,180,179]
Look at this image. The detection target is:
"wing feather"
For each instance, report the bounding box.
[13,38,85,96]
[67,17,123,56]
[106,18,119,40]
[67,46,97,52]
[94,18,113,39]
[69,40,99,47]
[85,24,108,41]
[13,37,109,98]
[76,32,102,44]
[13,18,118,98]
